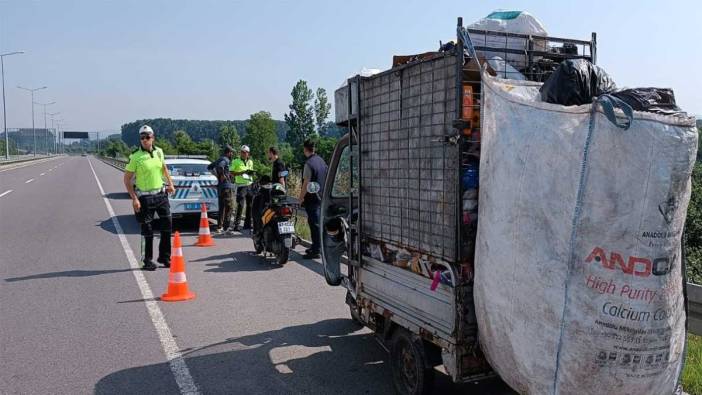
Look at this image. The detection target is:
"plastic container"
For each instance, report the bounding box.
[462,164,479,189]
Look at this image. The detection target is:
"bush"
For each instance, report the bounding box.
[683,334,702,395]
[686,162,702,284]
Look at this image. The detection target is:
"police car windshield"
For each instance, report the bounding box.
[167,163,209,176]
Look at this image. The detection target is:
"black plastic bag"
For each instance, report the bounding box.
[539,59,617,106]
[612,88,685,116]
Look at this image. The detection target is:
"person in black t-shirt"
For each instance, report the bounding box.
[267,146,288,187]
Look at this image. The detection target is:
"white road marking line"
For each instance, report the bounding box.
[0,190,13,198]
[25,178,34,184]
[88,159,200,395]
[40,173,46,176]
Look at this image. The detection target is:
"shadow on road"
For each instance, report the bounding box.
[97,215,201,235]
[104,192,131,200]
[94,318,513,395]
[202,251,286,272]
[5,269,134,282]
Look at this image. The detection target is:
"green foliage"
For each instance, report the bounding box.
[279,143,297,170]
[102,137,130,158]
[252,159,272,180]
[244,111,278,161]
[121,118,288,147]
[155,137,177,155]
[218,125,241,151]
[686,160,702,284]
[683,334,702,395]
[0,139,20,156]
[304,134,336,165]
[314,88,331,133]
[320,121,346,138]
[284,80,316,150]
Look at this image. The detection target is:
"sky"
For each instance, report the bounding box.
[0,0,700,134]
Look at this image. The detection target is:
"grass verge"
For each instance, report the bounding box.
[684,333,702,395]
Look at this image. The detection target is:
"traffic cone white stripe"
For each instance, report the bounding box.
[200,210,207,219]
[173,247,183,257]
[170,272,187,283]
[200,226,210,235]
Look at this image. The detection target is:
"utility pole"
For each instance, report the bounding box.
[1,51,24,159]
[17,85,46,156]
[35,101,55,155]
[48,112,60,154]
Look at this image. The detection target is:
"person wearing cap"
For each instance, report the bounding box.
[230,145,255,231]
[124,125,175,271]
[207,145,236,235]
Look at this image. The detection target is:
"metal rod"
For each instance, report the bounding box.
[1,51,23,160]
[1,56,6,159]
[18,85,46,156]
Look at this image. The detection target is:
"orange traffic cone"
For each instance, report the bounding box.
[195,202,215,247]
[161,232,196,302]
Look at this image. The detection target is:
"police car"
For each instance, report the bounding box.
[165,156,219,217]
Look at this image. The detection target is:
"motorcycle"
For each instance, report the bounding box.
[251,177,298,265]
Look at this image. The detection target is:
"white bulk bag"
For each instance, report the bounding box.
[468,10,548,68]
[474,72,697,395]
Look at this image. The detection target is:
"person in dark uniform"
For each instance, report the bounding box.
[124,125,175,271]
[208,145,236,235]
[267,146,288,187]
[297,139,328,259]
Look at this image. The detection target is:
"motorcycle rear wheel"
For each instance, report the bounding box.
[277,247,289,265]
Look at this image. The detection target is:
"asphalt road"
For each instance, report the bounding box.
[0,156,513,395]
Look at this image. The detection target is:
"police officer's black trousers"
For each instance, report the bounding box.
[136,192,172,263]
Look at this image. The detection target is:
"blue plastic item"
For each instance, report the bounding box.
[462,165,479,189]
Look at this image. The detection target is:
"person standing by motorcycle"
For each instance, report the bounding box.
[230,145,255,231]
[208,145,236,235]
[297,139,327,259]
[267,146,287,187]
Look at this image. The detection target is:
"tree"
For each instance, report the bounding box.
[243,111,278,161]
[155,137,177,155]
[103,138,130,158]
[314,88,331,133]
[174,130,196,154]
[284,80,316,150]
[312,135,337,165]
[218,125,241,151]
[196,138,219,161]
[279,143,296,170]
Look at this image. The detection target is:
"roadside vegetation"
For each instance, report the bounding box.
[684,334,702,395]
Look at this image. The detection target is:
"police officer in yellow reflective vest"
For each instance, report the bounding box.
[124,125,176,271]
[230,145,255,231]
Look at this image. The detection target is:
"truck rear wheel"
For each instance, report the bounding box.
[390,329,434,395]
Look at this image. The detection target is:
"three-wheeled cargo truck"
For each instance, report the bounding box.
[320,17,598,394]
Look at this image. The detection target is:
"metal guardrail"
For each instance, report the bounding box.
[0,155,59,166]
[688,282,702,336]
[98,156,127,171]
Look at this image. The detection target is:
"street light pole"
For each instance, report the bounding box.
[56,120,63,154]
[1,51,24,160]
[48,112,60,155]
[35,101,55,155]
[18,85,46,156]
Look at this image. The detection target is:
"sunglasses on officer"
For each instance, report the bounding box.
[140,134,152,140]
